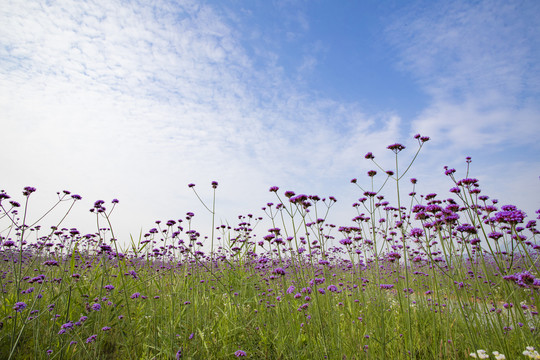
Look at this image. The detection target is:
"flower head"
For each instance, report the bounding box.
[13,302,27,312]
[387,143,405,153]
[234,350,247,357]
[470,349,489,359]
[86,335,97,344]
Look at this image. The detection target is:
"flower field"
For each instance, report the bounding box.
[1,135,539,359]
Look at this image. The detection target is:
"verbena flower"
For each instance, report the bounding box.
[234,350,247,357]
[86,334,97,343]
[13,302,27,312]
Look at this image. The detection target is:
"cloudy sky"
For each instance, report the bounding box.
[1,0,539,247]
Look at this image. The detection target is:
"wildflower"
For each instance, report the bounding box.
[3,240,15,247]
[130,292,141,299]
[13,302,27,312]
[380,284,394,290]
[269,186,279,192]
[494,205,527,224]
[102,326,111,331]
[272,268,286,276]
[176,349,182,359]
[86,334,97,343]
[492,351,506,360]
[469,349,489,359]
[410,228,423,238]
[22,186,36,196]
[69,341,77,346]
[104,285,115,291]
[91,303,101,311]
[286,286,296,294]
[387,143,405,153]
[211,181,218,189]
[235,350,247,357]
[523,346,540,359]
[188,333,194,340]
[364,152,374,159]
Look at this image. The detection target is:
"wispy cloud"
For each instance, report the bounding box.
[385,0,540,162]
[1,0,401,239]
[1,0,538,242]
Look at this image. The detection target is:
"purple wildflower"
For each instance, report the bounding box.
[86,335,97,343]
[387,143,405,152]
[13,302,27,312]
[235,350,247,357]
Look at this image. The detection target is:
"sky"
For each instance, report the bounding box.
[1,0,539,248]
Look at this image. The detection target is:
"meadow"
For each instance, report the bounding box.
[1,135,539,359]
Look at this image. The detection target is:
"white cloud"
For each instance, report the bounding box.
[1,0,397,244]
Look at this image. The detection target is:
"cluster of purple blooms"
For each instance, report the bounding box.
[2,135,539,359]
[503,271,540,289]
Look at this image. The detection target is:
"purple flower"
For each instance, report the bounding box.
[176,349,182,359]
[387,143,405,153]
[13,302,27,312]
[269,186,279,192]
[102,326,111,331]
[410,228,423,238]
[494,205,527,224]
[286,286,295,294]
[211,181,218,189]
[86,335,97,344]
[61,321,74,330]
[272,268,286,276]
[91,303,101,311]
[234,350,247,357]
[22,186,36,196]
[380,284,394,290]
[131,292,141,299]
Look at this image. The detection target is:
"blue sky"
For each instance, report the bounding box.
[1,0,539,246]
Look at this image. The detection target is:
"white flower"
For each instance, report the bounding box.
[523,346,540,359]
[492,351,505,360]
[470,349,489,359]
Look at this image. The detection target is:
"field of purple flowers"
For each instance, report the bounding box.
[1,135,539,359]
